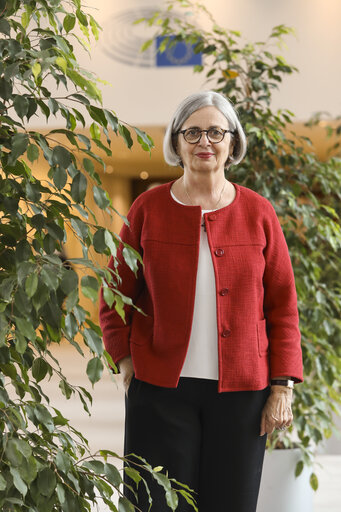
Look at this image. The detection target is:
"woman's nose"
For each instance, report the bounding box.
[198,132,211,145]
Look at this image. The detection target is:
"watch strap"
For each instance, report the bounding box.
[270,379,294,389]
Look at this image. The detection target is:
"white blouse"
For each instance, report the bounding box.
[171,190,219,380]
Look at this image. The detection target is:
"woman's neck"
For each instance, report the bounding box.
[172,172,235,210]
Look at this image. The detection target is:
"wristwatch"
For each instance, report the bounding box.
[270,379,294,389]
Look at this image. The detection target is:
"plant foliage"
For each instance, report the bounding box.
[0,0,196,510]
[140,0,341,490]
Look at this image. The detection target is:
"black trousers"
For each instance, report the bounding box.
[124,376,270,512]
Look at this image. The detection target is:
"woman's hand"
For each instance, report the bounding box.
[260,386,293,436]
[118,355,135,395]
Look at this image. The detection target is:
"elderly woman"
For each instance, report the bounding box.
[99,91,303,512]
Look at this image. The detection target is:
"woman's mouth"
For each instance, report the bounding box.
[196,152,214,159]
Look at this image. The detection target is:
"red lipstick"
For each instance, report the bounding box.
[196,152,214,159]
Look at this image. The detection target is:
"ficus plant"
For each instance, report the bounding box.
[0,0,197,510]
[139,0,341,490]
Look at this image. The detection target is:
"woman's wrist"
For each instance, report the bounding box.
[270,378,294,389]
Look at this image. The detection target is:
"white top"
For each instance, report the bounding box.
[170,190,219,380]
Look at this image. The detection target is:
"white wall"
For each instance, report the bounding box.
[30,0,341,126]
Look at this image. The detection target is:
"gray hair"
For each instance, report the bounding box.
[163,91,247,169]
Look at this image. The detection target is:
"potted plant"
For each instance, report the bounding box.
[0,0,196,510]
[141,0,341,501]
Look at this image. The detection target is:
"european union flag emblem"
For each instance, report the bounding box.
[156,36,202,67]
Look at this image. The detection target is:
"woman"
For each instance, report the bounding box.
[99,91,303,511]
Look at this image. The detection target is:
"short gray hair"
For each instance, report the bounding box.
[163,91,247,169]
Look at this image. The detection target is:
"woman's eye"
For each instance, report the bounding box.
[210,129,222,136]
[187,129,200,136]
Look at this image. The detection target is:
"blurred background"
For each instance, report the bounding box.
[30,1,340,510]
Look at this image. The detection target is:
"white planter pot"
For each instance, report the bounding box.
[257,448,313,512]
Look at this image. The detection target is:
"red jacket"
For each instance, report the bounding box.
[99,181,303,392]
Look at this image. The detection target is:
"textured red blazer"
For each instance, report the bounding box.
[99,181,303,392]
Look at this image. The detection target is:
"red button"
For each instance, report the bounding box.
[208,214,217,221]
[215,248,224,257]
[221,329,231,338]
[220,288,229,296]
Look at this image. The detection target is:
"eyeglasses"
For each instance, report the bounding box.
[175,127,235,144]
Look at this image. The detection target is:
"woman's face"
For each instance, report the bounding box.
[176,106,233,174]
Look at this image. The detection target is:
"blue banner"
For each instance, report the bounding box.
[156,36,202,67]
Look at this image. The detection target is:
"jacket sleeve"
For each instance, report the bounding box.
[99,200,144,367]
[262,202,303,383]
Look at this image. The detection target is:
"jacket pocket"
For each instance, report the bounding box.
[257,319,269,357]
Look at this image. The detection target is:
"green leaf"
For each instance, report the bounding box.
[141,39,153,52]
[15,316,36,340]
[0,19,11,36]
[9,133,29,164]
[295,460,304,477]
[113,295,125,323]
[60,269,78,295]
[83,328,103,355]
[65,312,78,338]
[71,217,88,239]
[56,483,66,504]
[89,15,100,40]
[32,61,41,80]
[20,456,38,485]
[77,133,91,149]
[165,489,178,509]
[10,467,28,497]
[71,172,87,202]
[90,122,101,140]
[83,157,94,174]
[93,186,110,209]
[0,76,13,100]
[122,246,140,275]
[34,404,54,432]
[65,288,79,312]
[56,450,71,473]
[124,467,141,484]
[93,228,107,253]
[25,272,38,297]
[76,8,88,27]
[5,439,23,466]
[43,233,56,254]
[63,13,76,32]
[118,124,133,149]
[15,332,27,354]
[27,144,39,162]
[103,287,115,308]
[0,473,7,491]
[82,460,105,474]
[53,166,67,190]
[86,357,103,384]
[37,468,56,497]
[135,127,154,152]
[81,275,99,290]
[118,496,135,512]
[52,145,72,169]
[21,10,30,29]
[32,357,49,383]
[59,379,73,399]
[25,181,41,202]
[104,230,118,257]
[104,463,122,486]
[46,221,64,241]
[48,97,59,115]
[13,95,29,119]
[310,472,318,491]
[55,56,67,74]
[104,109,118,132]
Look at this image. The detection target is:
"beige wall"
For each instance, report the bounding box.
[27,0,341,129]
